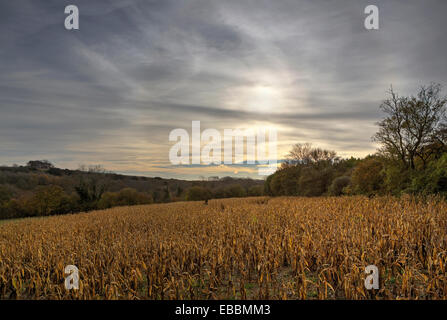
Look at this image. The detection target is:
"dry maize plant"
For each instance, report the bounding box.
[0,195,446,300]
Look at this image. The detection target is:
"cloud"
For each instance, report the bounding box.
[1,0,446,178]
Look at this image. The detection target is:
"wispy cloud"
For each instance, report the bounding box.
[1,0,446,178]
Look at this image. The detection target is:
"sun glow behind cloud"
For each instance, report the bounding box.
[1,1,447,179]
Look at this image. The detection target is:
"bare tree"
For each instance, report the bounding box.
[88,164,106,174]
[78,164,107,174]
[373,83,447,169]
[286,143,339,166]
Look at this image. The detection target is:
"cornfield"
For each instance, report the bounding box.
[0,196,446,300]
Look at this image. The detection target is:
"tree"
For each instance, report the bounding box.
[225,184,246,198]
[176,186,183,197]
[75,175,106,210]
[267,166,302,196]
[373,84,447,170]
[247,185,264,196]
[328,176,351,196]
[297,166,333,196]
[0,185,13,204]
[162,184,171,202]
[78,164,107,173]
[286,143,339,166]
[267,143,346,197]
[409,153,447,195]
[98,188,153,209]
[26,185,66,216]
[88,164,107,174]
[350,158,385,196]
[185,186,212,201]
[26,160,54,170]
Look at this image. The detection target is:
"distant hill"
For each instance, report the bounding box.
[0,164,263,195]
[0,162,264,220]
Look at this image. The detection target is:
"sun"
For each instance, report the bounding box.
[226,84,283,113]
[247,85,282,112]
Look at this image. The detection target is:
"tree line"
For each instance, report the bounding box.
[0,164,263,220]
[265,83,447,198]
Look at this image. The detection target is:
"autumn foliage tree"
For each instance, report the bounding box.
[349,158,385,196]
[373,83,447,170]
[25,185,67,216]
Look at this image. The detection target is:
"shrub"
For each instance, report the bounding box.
[350,158,385,196]
[185,186,212,201]
[0,185,13,205]
[225,185,247,198]
[247,185,264,196]
[98,188,153,209]
[328,176,351,196]
[24,185,68,216]
[297,167,333,197]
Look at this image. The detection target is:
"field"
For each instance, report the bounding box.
[0,196,446,300]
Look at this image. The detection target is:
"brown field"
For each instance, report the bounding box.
[0,196,446,300]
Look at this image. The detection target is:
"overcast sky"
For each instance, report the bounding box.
[1,0,446,179]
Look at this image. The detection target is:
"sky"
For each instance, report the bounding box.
[1,0,446,179]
